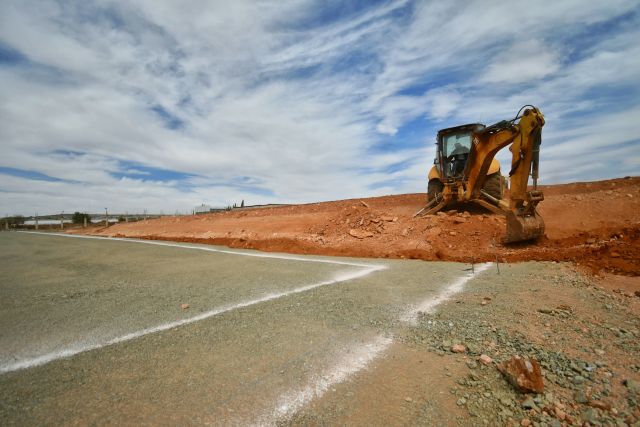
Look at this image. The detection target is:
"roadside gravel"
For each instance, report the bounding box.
[402,263,640,426]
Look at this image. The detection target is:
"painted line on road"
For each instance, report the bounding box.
[18,231,379,268]
[2,233,386,375]
[401,262,493,324]
[256,335,394,426]
[261,263,493,425]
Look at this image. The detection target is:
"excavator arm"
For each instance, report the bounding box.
[465,106,546,242]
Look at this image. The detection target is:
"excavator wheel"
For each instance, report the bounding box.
[427,179,443,202]
[482,172,503,200]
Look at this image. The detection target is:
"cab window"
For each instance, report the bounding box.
[444,132,472,157]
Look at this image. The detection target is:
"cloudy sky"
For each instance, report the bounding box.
[1,0,639,215]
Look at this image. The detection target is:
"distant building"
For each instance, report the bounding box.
[193,204,226,214]
[194,204,212,214]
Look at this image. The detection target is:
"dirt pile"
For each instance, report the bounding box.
[75,176,640,275]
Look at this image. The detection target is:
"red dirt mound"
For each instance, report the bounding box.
[72,177,640,275]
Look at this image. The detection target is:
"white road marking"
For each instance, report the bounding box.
[18,231,379,268]
[255,335,393,426]
[401,262,493,324]
[2,233,386,374]
[261,263,493,425]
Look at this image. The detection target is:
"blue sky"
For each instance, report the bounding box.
[1,0,639,215]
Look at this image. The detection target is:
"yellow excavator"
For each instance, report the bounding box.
[414,105,545,243]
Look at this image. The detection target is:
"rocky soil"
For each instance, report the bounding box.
[401,264,640,426]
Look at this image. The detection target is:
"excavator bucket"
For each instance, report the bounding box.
[504,211,545,243]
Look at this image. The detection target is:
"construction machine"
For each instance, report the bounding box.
[414,105,545,243]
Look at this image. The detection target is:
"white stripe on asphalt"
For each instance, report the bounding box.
[18,231,380,268]
[256,335,394,426]
[2,233,386,374]
[401,262,493,324]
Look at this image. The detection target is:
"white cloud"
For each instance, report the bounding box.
[479,40,560,84]
[0,0,639,215]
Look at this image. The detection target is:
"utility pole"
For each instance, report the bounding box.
[104,208,108,227]
[83,212,87,228]
[35,213,38,230]
[125,211,128,223]
[60,211,64,229]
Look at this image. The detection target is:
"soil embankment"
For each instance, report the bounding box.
[73,176,640,276]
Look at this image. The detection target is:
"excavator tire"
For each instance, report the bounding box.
[428,179,443,201]
[483,172,503,200]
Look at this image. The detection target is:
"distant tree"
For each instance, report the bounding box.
[241,199,245,207]
[71,212,91,224]
[233,203,237,208]
[2,215,25,226]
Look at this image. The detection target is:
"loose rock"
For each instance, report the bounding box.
[623,378,640,395]
[451,344,466,353]
[497,356,544,394]
[479,354,493,365]
[588,400,611,410]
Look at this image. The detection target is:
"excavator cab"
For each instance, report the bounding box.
[436,124,485,179]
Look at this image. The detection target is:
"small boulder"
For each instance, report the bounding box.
[497,356,544,394]
[181,303,190,310]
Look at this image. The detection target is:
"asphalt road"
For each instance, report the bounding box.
[0,231,492,426]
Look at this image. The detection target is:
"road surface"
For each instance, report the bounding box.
[0,232,493,425]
